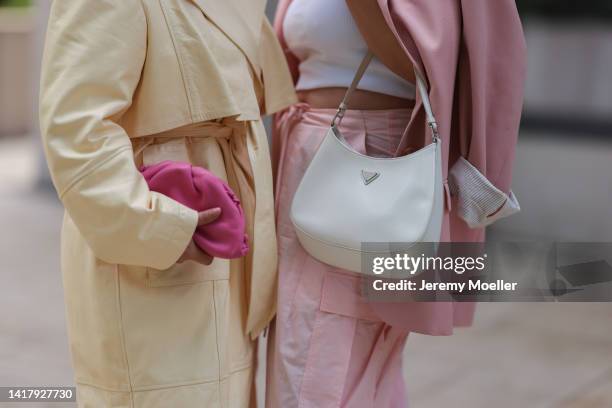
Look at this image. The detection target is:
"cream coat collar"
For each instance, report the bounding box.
[190,0,265,75]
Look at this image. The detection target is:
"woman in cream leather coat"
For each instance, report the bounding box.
[39,0,295,406]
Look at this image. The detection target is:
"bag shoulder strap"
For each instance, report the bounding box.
[331,50,439,144]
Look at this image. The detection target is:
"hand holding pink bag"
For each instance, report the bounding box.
[140,160,249,259]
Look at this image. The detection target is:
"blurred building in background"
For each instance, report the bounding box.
[491,0,612,242]
[518,0,612,133]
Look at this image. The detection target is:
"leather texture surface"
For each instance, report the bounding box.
[291,126,443,273]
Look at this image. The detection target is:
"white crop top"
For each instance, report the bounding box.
[283,0,416,100]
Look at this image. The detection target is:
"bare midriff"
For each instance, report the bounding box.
[297,88,415,111]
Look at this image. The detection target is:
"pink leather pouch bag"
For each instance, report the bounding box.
[139,160,249,259]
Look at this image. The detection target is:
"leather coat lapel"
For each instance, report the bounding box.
[190,0,265,75]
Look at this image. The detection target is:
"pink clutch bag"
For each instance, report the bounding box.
[139,160,249,259]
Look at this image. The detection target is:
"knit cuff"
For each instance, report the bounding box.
[448,157,520,229]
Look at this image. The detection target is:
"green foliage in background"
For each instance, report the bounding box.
[516,0,612,21]
[0,0,31,7]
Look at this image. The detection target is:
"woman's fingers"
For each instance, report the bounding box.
[198,207,222,226]
[176,208,220,265]
[189,245,214,265]
[177,241,214,265]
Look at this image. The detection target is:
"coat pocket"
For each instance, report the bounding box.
[146,258,229,287]
[118,264,226,389]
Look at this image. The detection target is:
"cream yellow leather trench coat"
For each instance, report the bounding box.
[39,0,296,406]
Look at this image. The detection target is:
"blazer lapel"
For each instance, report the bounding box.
[190,0,266,75]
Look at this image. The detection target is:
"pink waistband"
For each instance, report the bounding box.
[274,103,414,173]
[279,103,413,133]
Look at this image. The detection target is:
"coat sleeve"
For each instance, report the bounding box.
[448,0,526,229]
[39,0,198,269]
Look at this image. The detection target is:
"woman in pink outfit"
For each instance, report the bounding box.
[267,1,526,407]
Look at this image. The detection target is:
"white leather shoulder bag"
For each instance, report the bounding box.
[290,51,444,273]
